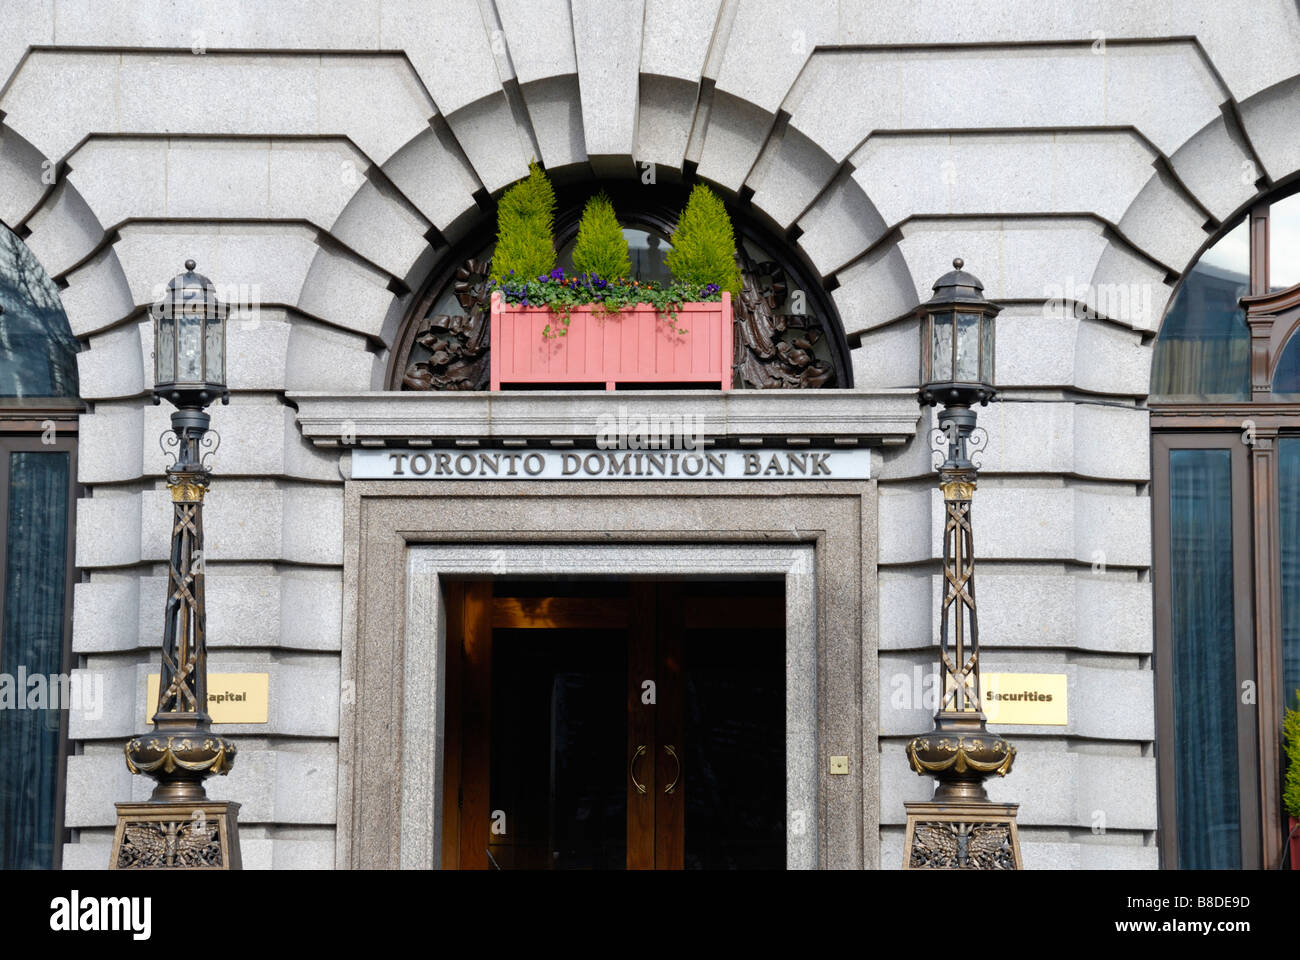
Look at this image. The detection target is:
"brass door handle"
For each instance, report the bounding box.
[630,744,647,795]
[663,744,680,795]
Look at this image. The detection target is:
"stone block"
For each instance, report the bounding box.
[21,178,104,278]
[297,244,398,340]
[443,93,533,195]
[58,244,136,338]
[1239,75,1300,185]
[641,0,721,81]
[694,90,774,192]
[636,75,697,173]
[381,124,485,239]
[796,169,887,278]
[850,318,915,391]
[495,0,577,85]
[519,76,590,172]
[284,320,375,393]
[68,660,139,740]
[76,493,143,569]
[1168,115,1259,224]
[381,0,503,116]
[0,122,49,227]
[77,403,144,485]
[77,320,147,401]
[831,243,918,335]
[73,575,139,653]
[572,0,644,161]
[1117,168,1211,272]
[746,124,840,231]
[878,486,1150,567]
[899,217,1109,306]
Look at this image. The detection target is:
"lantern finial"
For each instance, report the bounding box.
[185,259,196,271]
[952,257,963,270]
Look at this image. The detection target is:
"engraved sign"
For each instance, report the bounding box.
[353,447,871,480]
[145,673,269,724]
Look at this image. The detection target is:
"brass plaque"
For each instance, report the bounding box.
[828,756,849,775]
[145,673,269,724]
[980,673,1067,726]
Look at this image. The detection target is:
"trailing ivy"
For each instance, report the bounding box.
[571,192,631,282]
[665,183,743,296]
[492,268,722,340]
[491,160,557,284]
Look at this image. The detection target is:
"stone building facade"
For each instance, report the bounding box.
[0,0,1297,870]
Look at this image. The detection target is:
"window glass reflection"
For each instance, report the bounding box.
[1269,191,1300,291]
[0,226,79,399]
[1151,218,1250,401]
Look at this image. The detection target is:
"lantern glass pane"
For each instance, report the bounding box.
[156,312,175,384]
[931,311,953,383]
[955,312,979,381]
[981,314,995,384]
[205,312,224,384]
[178,300,203,383]
[919,314,930,383]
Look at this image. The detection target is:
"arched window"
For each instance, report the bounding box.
[1150,187,1300,870]
[0,223,80,870]
[388,181,851,392]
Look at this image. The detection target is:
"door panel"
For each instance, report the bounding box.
[443,579,785,870]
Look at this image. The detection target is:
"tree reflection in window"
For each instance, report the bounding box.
[0,225,79,399]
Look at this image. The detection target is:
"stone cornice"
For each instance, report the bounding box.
[287,389,921,447]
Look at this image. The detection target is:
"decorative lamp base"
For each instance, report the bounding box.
[902,800,1022,870]
[110,800,241,870]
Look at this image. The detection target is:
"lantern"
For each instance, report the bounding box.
[918,258,999,407]
[153,259,229,408]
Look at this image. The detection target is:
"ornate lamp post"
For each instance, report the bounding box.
[110,260,242,869]
[902,259,1022,869]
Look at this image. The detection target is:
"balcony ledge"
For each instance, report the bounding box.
[287,389,922,449]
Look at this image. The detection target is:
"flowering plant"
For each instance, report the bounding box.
[492,267,722,340]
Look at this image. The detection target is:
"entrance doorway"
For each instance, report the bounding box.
[439,578,786,869]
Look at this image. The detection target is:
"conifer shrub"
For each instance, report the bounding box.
[665,184,742,296]
[1285,689,1300,819]
[491,161,556,283]
[571,192,631,281]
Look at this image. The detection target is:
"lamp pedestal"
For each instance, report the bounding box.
[110,404,240,870]
[901,393,1022,869]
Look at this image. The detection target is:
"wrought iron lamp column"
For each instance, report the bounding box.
[902,259,1022,869]
[110,261,240,870]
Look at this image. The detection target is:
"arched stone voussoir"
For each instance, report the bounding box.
[796,169,889,280]
[59,243,137,340]
[326,174,433,285]
[1114,166,1212,275]
[746,123,842,232]
[1239,73,1300,189]
[0,122,53,228]
[441,92,534,195]
[19,175,108,279]
[831,240,918,339]
[381,124,486,247]
[297,241,404,343]
[1167,113,1261,225]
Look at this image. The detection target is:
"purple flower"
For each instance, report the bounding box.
[549,267,565,281]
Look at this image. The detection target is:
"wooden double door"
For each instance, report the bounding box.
[440,579,785,870]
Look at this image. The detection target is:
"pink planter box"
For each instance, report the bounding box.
[489,291,732,390]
